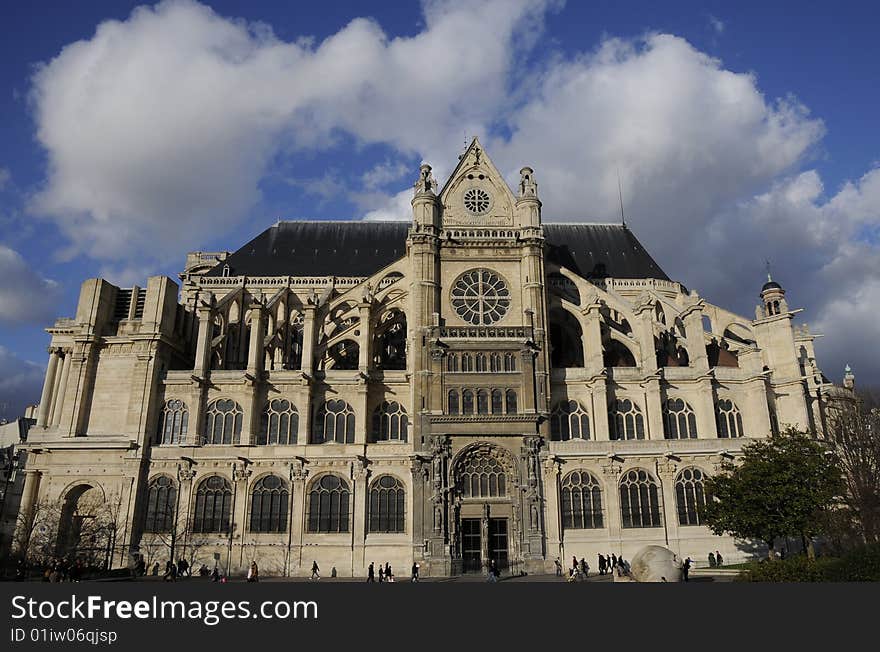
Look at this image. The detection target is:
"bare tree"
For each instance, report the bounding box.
[827,398,880,545]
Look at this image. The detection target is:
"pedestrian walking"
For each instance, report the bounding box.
[367,562,375,582]
[554,558,563,577]
[682,557,691,582]
[715,551,723,567]
[247,560,259,582]
[598,554,605,575]
[379,565,385,582]
[580,558,589,579]
[708,552,716,568]
[310,561,320,580]
[411,563,420,582]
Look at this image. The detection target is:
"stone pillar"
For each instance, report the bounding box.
[351,462,368,577]
[541,457,562,562]
[176,465,196,565]
[643,378,664,440]
[47,352,65,426]
[582,305,604,373]
[589,378,611,441]
[656,460,680,551]
[357,302,371,372]
[51,351,73,427]
[13,469,42,556]
[682,306,709,372]
[245,304,264,445]
[192,306,214,378]
[232,465,252,572]
[302,304,320,374]
[246,303,264,376]
[520,347,537,413]
[289,463,308,576]
[37,349,61,427]
[601,463,622,541]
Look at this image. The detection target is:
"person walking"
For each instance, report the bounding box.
[598,554,605,576]
[487,559,498,583]
[682,557,691,582]
[310,561,320,580]
[247,560,259,582]
[580,558,589,579]
[385,563,393,582]
[163,559,177,582]
[379,565,385,582]
[367,562,375,582]
[554,558,563,577]
[715,551,724,567]
[411,563,420,582]
[611,553,618,571]
[708,552,716,568]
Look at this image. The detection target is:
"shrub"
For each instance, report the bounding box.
[738,544,880,582]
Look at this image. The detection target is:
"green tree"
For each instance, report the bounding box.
[702,429,844,559]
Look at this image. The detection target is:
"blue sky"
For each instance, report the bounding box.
[1,0,879,419]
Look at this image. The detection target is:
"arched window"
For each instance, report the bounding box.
[663,398,698,439]
[610,399,645,440]
[458,453,507,498]
[549,310,584,368]
[491,389,503,414]
[475,353,488,372]
[204,399,243,445]
[675,468,708,526]
[503,352,516,371]
[157,399,188,445]
[448,390,460,415]
[462,390,475,415]
[327,340,359,370]
[258,399,298,445]
[312,399,356,444]
[447,353,458,372]
[193,476,233,533]
[375,311,406,370]
[490,353,501,372]
[307,475,350,533]
[461,353,473,372]
[551,400,591,441]
[561,471,603,529]
[505,390,517,414]
[477,389,489,415]
[368,475,406,533]
[716,399,744,438]
[249,475,289,533]
[372,401,408,442]
[619,469,661,528]
[144,476,176,533]
[603,339,637,367]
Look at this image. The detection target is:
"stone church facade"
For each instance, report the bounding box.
[15,139,844,576]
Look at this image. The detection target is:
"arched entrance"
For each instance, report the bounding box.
[57,484,108,563]
[452,443,519,574]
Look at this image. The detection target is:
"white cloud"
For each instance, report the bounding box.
[29,0,553,265]
[24,1,880,383]
[0,245,61,326]
[0,345,44,420]
[0,167,10,190]
[709,15,725,34]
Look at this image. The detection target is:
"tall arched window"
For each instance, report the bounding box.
[458,453,507,498]
[204,399,243,445]
[503,352,516,371]
[664,398,698,439]
[375,310,406,370]
[475,353,488,372]
[327,339,359,370]
[716,399,744,438]
[561,471,603,529]
[477,389,489,415]
[307,475,350,533]
[258,399,298,445]
[368,475,406,533]
[505,390,517,414]
[461,353,473,372]
[157,399,188,445]
[549,310,584,367]
[491,389,503,414]
[372,401,408,442]
[448,390,460,415]
[611,398,645,440]
[675,468,708,526]
[193,476,232,533]
[551,400,591,441]
[447,353,459,372]
[144,476,177,533]
[462,390,475,415]
[312,399,356,444]
[490,353,502,372]
[619,469,661,528]
[249,475,289,533]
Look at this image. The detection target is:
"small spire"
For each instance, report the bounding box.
[765,258,772,282]
[616,166,626,227]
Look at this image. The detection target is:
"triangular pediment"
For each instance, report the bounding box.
[438,138,518,227]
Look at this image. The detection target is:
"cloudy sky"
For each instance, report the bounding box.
[1,0,878,419]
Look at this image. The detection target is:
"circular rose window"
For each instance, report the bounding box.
[451,269,510,325]
[463,187,491,215]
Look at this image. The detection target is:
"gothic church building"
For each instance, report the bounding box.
[16,140,841,575]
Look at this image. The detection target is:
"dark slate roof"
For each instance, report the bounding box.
[208,220,669,280]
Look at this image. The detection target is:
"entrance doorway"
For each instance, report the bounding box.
[461,518,481,573]
[489,518,509,570]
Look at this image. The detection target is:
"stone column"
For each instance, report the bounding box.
[601,462,623,541]
[51,351,73,427]
[244,303,264,445]
[37,349,61,427]
[357,302,371,372]
[656,460,680,551]
[589,378,610,441]
[289,464,308,576]
[13,469,41,555]
[176,465,196,563]
[582,303,605,373]
[643,378,664,440]
[301,305,317,376]
[192,306,214,378]
[232,465,252,572]
[47,352,65,426]
[541,457,562,562]
[351,462,368,577]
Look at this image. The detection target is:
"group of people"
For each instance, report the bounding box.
[21,557,87,582]
[365,561,398,582]
[707,551,724,568]
[554,554,632,580]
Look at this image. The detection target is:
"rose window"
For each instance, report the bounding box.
[451,269,510,325]
[463,188,491,215]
